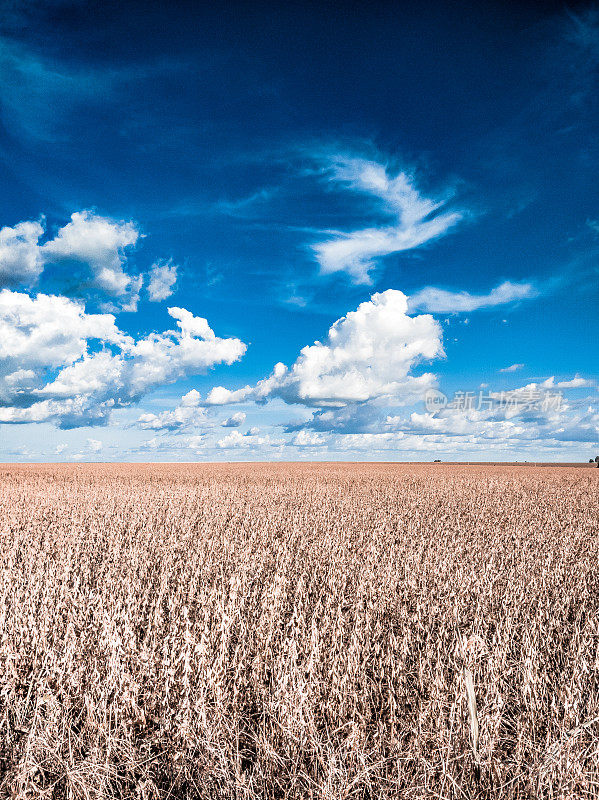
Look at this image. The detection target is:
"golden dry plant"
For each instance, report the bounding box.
[0,462,598,799]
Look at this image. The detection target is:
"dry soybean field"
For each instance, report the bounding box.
[0,463,598,800]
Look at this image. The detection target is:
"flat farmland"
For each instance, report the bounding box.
[0,463,597,799]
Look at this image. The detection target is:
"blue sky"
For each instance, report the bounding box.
[0,0,597,461]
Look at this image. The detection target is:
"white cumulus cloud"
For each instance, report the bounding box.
[556,375,596,389]
[383,377,599,449]
[147,260,178,301]
[217,429,282,449]
[292,430,326,447]
[222,411,246,427]
[207,289,443,409]
[0,291,247,428]
[137,389,208,431]
[0,290,126,381]
[0,220,45,287]
[0,211,147,308]
[41,210,141,296]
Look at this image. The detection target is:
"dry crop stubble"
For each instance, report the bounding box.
[0,463,597,799]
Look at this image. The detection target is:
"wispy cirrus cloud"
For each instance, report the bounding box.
[0,37,114,142]
[311,154,463,283]
[407,280,537,314]
[0,36,186,144]
[565,7,599,68]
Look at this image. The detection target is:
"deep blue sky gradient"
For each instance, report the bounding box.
[0,0,597,460]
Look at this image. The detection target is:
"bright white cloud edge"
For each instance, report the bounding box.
[311,154,463,284]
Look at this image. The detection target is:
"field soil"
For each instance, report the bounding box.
[0,463,597,799]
